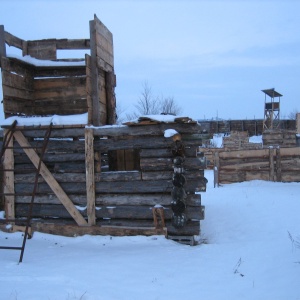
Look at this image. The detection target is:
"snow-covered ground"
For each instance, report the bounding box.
[1,170,299,300]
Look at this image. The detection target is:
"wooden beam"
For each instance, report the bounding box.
[105,71,116,125]
[3,129,15,220]
[269,147,275,181]
[0,25,6,67]
[89,18,101,126]
[85,128,96,225]
[32,222,167,237]
[13,130,88,226]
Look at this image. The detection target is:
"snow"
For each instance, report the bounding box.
[164,129,178,138]
[130,114,190,123]
[1,113,88,126]
[7,54,86,67]
[1,170,300,300]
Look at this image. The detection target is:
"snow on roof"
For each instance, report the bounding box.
[1,113,88,127]
[7,53,86,67]
[126,114,195,124]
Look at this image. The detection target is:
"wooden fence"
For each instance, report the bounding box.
[214,147,300,184]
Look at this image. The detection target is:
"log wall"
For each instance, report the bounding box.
[198,119,296,136]
[0,15,116,126]
[215,147,300,184]
[2,123,206,238]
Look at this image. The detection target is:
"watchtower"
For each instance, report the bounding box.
[262,88,282,130]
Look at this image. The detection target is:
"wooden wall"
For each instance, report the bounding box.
[0,14,116,126]
[2,123,206,238]
[198,119,296,136]
[215,147,300,184]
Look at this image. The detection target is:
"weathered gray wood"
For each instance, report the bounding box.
[0,26,6,66]
[13,130,87,226]
[15,193,201,207]
[3,129,15,219]
[90,17,101,126]
[140,157,205,171]
[85,54,93,125]
[14,171,141,183]
[85,128,96,225]
[4,30,23,49]
[12,124,203,140]
[31,219,201,237]
[16,204,204,220]
[105,71,116,124]
[15,178,206,194]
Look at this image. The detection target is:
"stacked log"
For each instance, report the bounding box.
[3,122,206,239]
[215,147,300,184]
[263,130,296,147]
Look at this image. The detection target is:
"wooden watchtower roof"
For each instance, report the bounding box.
[0,14,116,126]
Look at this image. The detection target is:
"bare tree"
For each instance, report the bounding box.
[135,81,160,115]
[160,96,183,115]
[288,108,299,120]
[125,81,183,121]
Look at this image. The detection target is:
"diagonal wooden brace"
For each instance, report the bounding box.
[13,131,88,226]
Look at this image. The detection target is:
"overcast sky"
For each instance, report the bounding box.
[1,0,300,122]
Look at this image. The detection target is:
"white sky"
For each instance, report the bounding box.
[1,0,300,122]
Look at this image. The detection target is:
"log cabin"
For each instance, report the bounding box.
[0,15,206,245]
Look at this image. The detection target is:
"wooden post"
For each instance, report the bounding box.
[269,147,275,181]
[85,128,96,225]
[105,71,116,125]
[85,54,93,125]
[0,25,6,67]
[13,131,88,226]
[296,113,300,135]
[214,151,220,187]
[89,18,101,126]
[3,129,15,220]
[275,147,282,182]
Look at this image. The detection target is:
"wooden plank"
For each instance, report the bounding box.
[2,85,33,100]
[269,147,275,181]
[15,193,201,207]
[32,222,166,237]
[85,54,93,125]
[219,148,269,159]
[105,71,116,125]
[34,65,86,78]
[3,130,15,220]
[15,178,206,194]
[0,25,6,66]
[276,148,282,182]
[17,123,203,139]
[89,18,101,126]
[16,204,203,220]
[85,128,96,225]
[34,84,86,100]
[279,147,300,157]
[27,41,57,60]
[13,130,88,226]
[3,30,23,49]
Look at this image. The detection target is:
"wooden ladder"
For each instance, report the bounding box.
[0,121,53,263]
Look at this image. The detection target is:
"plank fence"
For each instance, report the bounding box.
[214,147,300,184]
